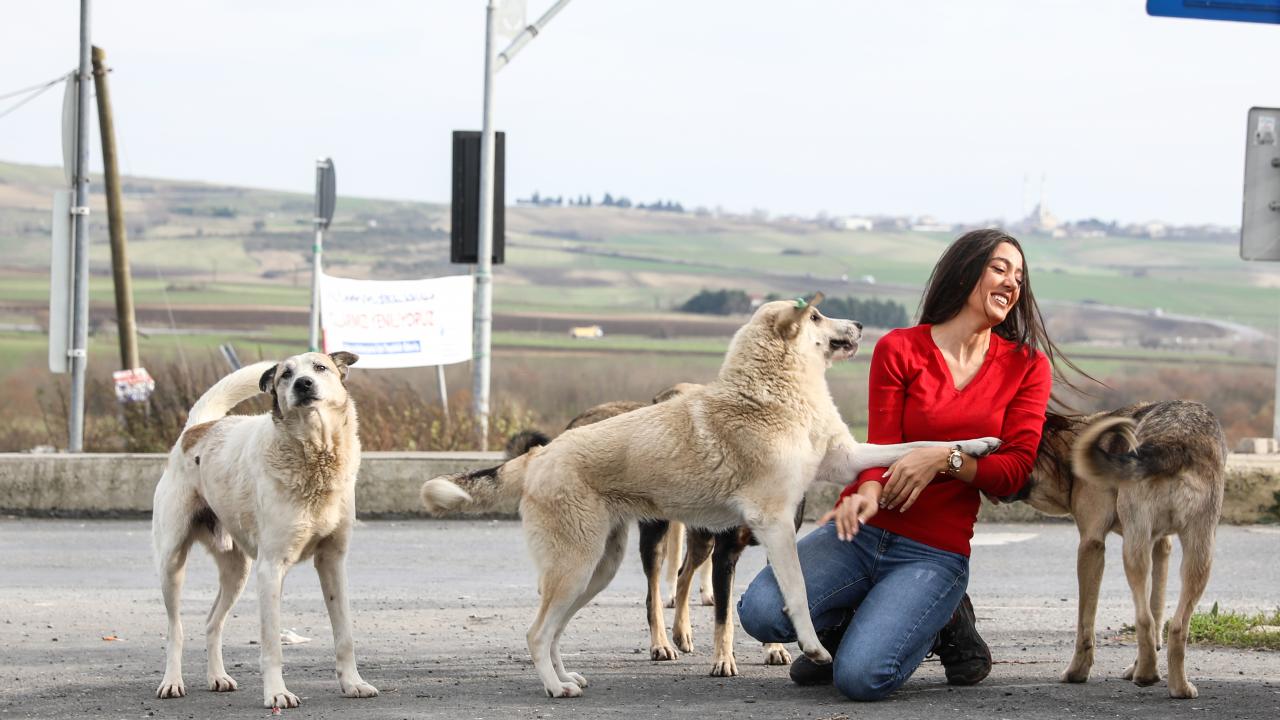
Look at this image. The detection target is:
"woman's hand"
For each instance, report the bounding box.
[880,446,950,512]
[818,491,878,541]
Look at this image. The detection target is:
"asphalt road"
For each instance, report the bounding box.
[1,519,1277,719]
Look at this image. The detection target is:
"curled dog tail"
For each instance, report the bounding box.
[1071,415,1142,483]
[505,429,551,459]
[421,453,533,514]
[184,361,276,429]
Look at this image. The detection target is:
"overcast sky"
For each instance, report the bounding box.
[3,1,1279,226]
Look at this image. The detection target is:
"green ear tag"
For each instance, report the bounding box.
[794,297,808,309]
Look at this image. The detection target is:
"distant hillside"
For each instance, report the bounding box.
[0,159,1276,340]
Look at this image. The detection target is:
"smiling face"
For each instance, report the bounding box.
[259,351,358,416]
[964,241,1024,327]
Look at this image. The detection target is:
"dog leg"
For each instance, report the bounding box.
[673,529,714,653]
[698,553,715,606]
[709,528,744,677]
[552,523,629,689]
[748,516,829,665]
[1166,527,1214,699]
[1120,532,1161,687]
[639,520,678,660]
[1062,532,1106,683]
[663,521,684,608]
[206,546,250,692]
[1150,535,1172,652]
[155,530,195,699]
[315,541,379,699]
[256,558,300,708]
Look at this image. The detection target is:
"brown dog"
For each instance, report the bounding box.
[1018,400,1225,699]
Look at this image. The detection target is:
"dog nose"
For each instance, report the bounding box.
[294,376,313,392]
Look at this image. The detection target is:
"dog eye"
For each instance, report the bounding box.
[281,369,292,379]
[314,364,326,372]
[810,312,819,322]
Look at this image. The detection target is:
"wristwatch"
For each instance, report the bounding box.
[945,445,964,476]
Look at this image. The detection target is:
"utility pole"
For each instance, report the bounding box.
[310,158,335,352]
[473,0,573,449]
[68,0,92,452]
[92,45,139,372]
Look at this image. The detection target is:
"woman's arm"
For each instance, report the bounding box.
[969,351,1052,497]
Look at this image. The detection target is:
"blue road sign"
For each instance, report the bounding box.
[1148,1,1280,25]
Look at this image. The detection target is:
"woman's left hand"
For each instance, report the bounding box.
[880,446,950,512]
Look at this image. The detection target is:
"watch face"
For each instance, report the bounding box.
[949,452,963,470]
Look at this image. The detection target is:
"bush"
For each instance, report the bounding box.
[679,289,753,316]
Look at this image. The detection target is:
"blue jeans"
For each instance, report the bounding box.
[737,522,969,701]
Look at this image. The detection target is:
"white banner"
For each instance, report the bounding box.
[320,273,474,369]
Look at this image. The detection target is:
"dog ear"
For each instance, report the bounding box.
[775,292,825,339]
[258,364,277,393]
[329,351,358,380]
[259,364,283,419]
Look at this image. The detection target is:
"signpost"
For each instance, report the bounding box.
[319,273,474,369]
[1147,0,1280,24]
[311,158,336,352]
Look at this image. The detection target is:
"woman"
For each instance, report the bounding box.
[738,228,1069,701]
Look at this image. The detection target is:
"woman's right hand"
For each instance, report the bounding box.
[818,492,878,541]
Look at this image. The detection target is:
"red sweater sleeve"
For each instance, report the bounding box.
[838,332,909,502]
[969,349,1051,497]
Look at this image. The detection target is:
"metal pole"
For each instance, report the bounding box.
[310,224,323,351]
[494,0,574,72]
[1274,310,1280,441]
[68,0,92,452]
[437,365,450,431]
[473,0,497,450]
[310,159,326,352]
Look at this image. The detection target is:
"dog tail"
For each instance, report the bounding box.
[505,429,551,459]
[1072,415,1142,483]
[184,361,276,429]
[420,452,533,515]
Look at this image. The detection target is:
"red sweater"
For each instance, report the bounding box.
[838,324,1051,556]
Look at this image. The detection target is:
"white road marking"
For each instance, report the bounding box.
[971,532,1039,546]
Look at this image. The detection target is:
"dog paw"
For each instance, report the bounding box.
[762,643,792,666]
[207,673,237,692]
[1169,679,1198,699]
[156,677,186,699]
[802,645,832,665]
[700,591,715,606]
[710,654,738,677]
[265,689,301,709]
[651,643,679,661]
[664,596,677,609]
[546,682,584,698]
[1131,671,1160,687]
[673,629,694,654]
[960,437,1002,457]
[341,680,379,698]
[566,672,588,688]
[1060,667,1090,684]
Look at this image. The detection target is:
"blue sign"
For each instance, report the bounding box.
[1148,1,1280,24]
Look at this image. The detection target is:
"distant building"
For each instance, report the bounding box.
[834,216,874,231]
[569,325,604,339]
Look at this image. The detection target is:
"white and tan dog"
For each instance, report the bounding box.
[421,297,1000,698]
[151,351,378,709]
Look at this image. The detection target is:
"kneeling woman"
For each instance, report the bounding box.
[738,229,1065,700]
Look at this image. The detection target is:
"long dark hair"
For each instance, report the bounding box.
[918,228,1097,400]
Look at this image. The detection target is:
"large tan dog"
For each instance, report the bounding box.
[151,352,378,709]
[421,297,1000,698]
[1018,400,1225,699]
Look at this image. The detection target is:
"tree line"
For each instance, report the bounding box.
[678,289,910,329]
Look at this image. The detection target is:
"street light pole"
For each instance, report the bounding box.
[473,0,498,450]
[68,0,92,452]
[472,0,574,450]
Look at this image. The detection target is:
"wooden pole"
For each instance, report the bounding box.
[92,45,139,371]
